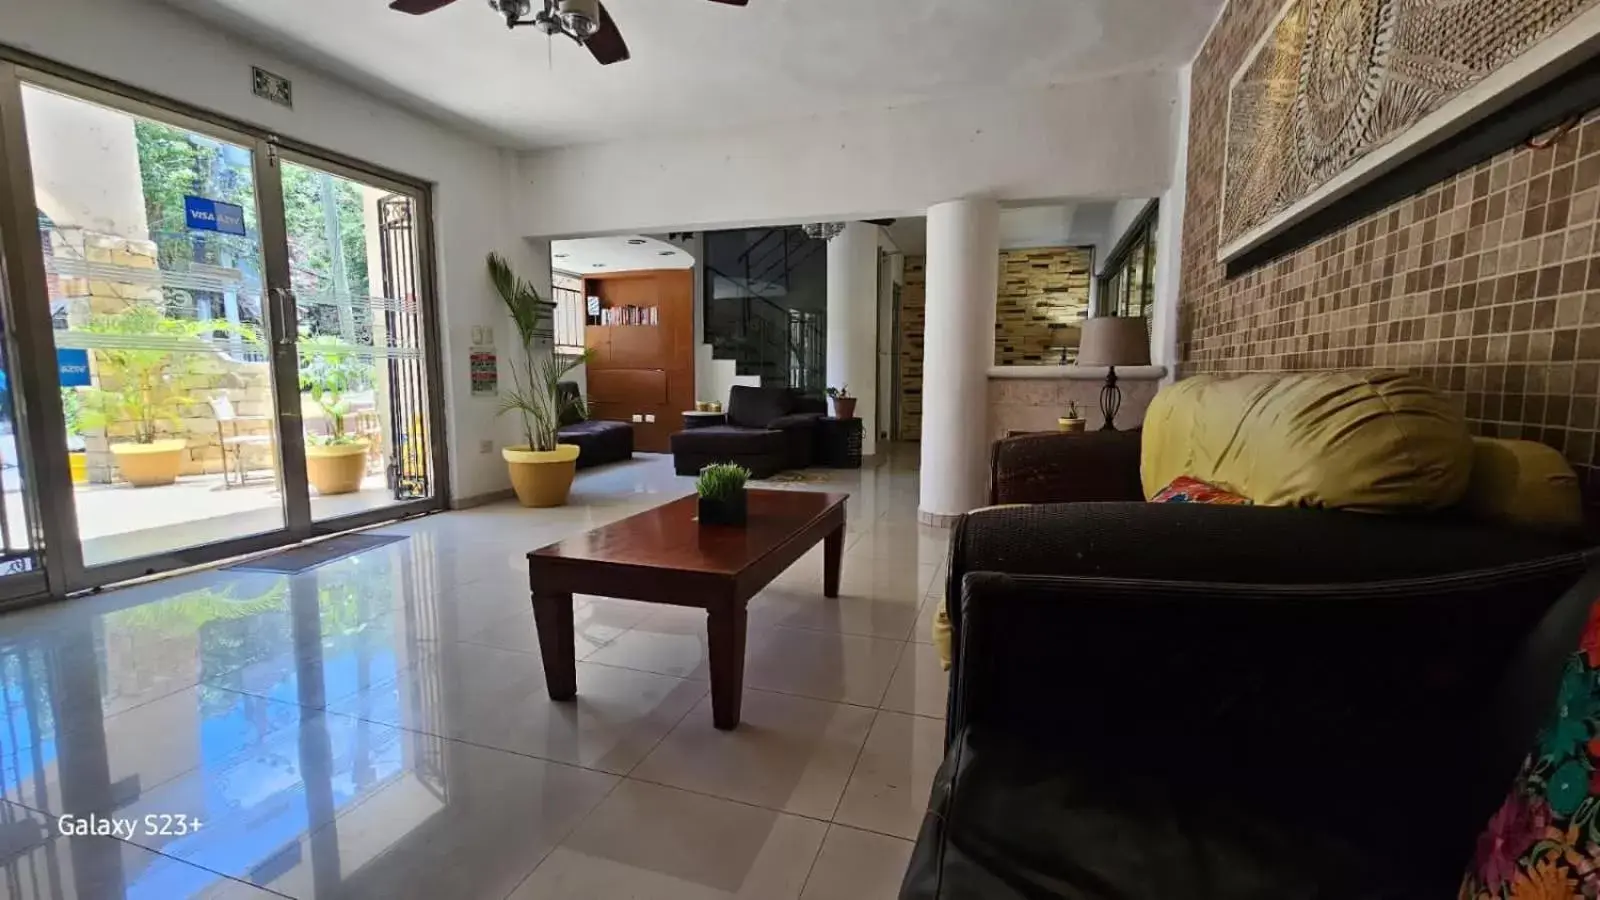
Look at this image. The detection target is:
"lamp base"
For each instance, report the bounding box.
[1099,367,1123,431]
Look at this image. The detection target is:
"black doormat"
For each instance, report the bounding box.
[224,533,408,574]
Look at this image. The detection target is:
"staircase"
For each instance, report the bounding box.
[704,226,827,395]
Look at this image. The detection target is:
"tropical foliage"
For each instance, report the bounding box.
[299,335,372,446]
[76,304,260,444]
[488,253,586,452]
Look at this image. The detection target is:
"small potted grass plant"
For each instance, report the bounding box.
[1058,399,1087,433]
[696,463,750,526]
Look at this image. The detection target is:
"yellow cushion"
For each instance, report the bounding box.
[1463,437,1583,533]
[933,598,952,671]
[1141,371,1473,512]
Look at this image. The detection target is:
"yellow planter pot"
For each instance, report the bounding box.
[68,451,88,486]
[503,444,581,508]
[109,439,188,487]
[306,440,371,496]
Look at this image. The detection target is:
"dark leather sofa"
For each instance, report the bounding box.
[900,434,1598,899]
[670,385,825,478]
[556,381,633,470]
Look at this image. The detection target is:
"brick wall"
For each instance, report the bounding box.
[995,247,1093,365]
[898,255,926,440]
[1180,0,1600,494]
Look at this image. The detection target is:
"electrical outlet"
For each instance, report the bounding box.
[645,414,656,423]
[631,414,644,423]
[479,440,493,454]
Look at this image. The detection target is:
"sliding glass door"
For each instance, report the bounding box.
[0,61,445,600]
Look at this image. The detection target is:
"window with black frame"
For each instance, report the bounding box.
[1098,201,1159,322]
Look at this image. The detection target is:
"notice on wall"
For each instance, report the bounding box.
[470,350,497,397]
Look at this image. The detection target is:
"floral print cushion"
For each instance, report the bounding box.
[1462,600,1600,899]
[1150,475,1251,505]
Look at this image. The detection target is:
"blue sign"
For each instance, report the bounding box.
[184,196,247,236]
[57,348,90,387]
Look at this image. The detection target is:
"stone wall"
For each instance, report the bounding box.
[60,232,276,484]
[1179,0,1600,497]
[897,255,926,441]
[995,247,1093,365]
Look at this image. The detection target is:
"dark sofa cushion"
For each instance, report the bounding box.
[727,385,794,429]
[901,726,1433,900]
[558,418,632,470]
[670,425,785,455]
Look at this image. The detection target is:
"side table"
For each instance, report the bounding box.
[815,417,863,468]
[683,411,727,430]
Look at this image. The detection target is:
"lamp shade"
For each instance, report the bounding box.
[1076,317,1150,367]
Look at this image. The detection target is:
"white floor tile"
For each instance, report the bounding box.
[881,640,948,720]
[632,689,874,818]
[800,825,915,900]
[509,779,827,900]
[833,712,946,840]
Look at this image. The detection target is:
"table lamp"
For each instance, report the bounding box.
[1050,325,1081,364]
[1076,317,1150,430]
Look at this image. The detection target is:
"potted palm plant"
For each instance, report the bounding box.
[77,304,232,487]
[299,334,373,496]
[489,252,589,508]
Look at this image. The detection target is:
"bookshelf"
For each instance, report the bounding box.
[582,269,695,452]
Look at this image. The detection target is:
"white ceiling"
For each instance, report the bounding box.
[160,0,1224,148]
[551,235,695,272]
[885,201,1138,255]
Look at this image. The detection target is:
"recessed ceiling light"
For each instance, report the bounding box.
[592,263,606,268]
[627,238,647,245]
[553,253,569,258]
[659,250,676,256]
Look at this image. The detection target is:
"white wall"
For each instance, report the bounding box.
[516,71,1180,238]
[1104,198,1154,257]
[1,0,527,501]
[826,223,881,457]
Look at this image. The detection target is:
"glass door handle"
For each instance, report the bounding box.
[271,288,298,347]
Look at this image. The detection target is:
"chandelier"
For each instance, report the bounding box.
[803,222,847,241]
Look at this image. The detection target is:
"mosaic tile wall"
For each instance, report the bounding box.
[1180,0,1600,496]
[898,255,926,441]
[996,247,1094,365]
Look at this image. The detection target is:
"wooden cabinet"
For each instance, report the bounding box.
[582,269,695,453]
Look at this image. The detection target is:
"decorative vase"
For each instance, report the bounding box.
[698,490,748,526]
[306,440,371,495]
[831,396,858,419]
[709,401,723,413]
[1058,417,1086,433]
[109,439,188,487]
[503,444,582,508]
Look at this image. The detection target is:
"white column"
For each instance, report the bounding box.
[826,222,881,456]
[919,198,1000,525]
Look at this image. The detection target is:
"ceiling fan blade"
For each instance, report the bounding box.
[585,2,631,65]
[706,0,750,5]
[389,0,459,14]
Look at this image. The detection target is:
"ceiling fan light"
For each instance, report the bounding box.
[558,0,600,38]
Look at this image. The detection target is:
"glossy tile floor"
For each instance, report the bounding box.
[0,447,950,899]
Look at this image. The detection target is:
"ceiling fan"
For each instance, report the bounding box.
[389,0,749,66]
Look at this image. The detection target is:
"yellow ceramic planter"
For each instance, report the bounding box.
[110,439,187,487]
[306,440,370,496]
[68,451,88,486]
[503,444,581,508]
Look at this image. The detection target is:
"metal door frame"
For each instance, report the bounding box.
[0,51,450,603]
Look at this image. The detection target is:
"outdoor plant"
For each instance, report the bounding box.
[298,334,373,446]
[488,252,588,451]
[696,463,750,501]
[77,303,258,444]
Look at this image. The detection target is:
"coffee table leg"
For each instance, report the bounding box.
[531,590,577,701]
[707,602,748,730]
[823,524,844,599]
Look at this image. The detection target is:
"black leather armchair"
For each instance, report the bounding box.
[901,499,1597,899]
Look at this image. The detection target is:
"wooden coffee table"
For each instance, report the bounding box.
[527,489,848,729]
